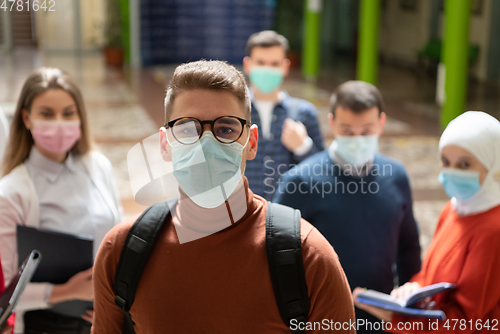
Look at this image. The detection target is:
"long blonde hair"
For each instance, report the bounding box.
[1,67,93,176]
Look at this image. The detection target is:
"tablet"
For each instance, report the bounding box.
[0,250,41,328]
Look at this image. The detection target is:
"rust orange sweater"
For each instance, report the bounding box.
[92,181,355,333]
[390,202,500,333]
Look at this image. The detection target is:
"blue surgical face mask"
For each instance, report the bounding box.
[335,135,379,166]
[438,168,482,201]
[249,66,283,94]
[171,131,248,208]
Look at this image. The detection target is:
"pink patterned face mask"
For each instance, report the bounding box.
[31,120,82,153]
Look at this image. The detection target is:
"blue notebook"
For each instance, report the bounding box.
[17,225,94,318]
[355,282,456,320]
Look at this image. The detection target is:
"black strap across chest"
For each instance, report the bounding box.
[114,199,309,334]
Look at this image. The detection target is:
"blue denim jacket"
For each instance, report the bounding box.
[246,92,324,200]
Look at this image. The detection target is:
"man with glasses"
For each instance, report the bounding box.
[91,60,355,333]
[274,81,421,333]
[243,30,324,200]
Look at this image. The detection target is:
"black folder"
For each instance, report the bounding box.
[0,250,42,328]
[17,225,94,318]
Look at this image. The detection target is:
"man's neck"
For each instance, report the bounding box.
[172,180,250,243]
[176,179,248,229]
[252,86,280,102]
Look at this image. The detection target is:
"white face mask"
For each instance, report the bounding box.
[335,135,379,166]
[171,132,248,209]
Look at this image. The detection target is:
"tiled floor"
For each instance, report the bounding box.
[2,48,493,256]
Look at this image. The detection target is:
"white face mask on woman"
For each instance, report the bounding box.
[439,111,500,216]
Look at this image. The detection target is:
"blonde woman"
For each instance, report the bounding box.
[0,68,122,333]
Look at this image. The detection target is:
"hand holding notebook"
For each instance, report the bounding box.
[355,282,456,320]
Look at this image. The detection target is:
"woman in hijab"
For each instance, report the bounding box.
[353,111,500,333]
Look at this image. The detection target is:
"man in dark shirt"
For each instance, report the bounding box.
[274,80,421,333]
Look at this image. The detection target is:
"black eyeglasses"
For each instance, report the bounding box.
[164,116,251,145]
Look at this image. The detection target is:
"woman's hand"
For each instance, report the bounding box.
[390,282,421,301]
[49,267,94,304]
[352,287,393,322]
[82,309,94,324]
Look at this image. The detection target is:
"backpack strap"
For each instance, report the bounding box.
[266,202,310,334]
[114,198,178,333]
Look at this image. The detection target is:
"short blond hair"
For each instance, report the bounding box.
[164,60,251,122]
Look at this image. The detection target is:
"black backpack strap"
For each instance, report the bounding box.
[114,198,178,333]
[266,202,310,334]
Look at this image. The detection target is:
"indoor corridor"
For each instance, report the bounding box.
[2,49,499,255]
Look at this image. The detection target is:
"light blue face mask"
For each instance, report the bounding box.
[171,132,247,208]
[335,135,379,166]
[249,66,283,94]
[438,168,482,201]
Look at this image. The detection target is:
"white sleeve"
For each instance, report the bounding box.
[0,107,9,163]
[293,136,313,157]
[0,186,24,287]
[97,152,123,224]
[109,167,123,224]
